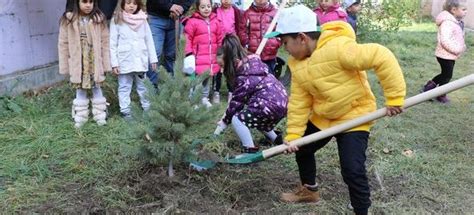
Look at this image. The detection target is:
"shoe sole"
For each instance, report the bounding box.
[280,198,321,205]
[280,200,321,205]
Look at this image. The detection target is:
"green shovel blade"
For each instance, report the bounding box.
[190,160,216,171]
[225,151,265,164]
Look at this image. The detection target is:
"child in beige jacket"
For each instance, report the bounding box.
[58,0,111,128]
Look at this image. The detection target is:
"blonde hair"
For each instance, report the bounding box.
[443,0,466,12]
[113,0,145,24]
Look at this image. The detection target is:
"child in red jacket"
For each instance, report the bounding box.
[314,0,347,25]
[238,0,281,76]
[183,0,223,107]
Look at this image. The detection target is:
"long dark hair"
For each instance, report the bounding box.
[219,34,248,89]
[61,0,106,25]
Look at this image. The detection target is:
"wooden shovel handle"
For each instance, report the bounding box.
[255,0,289,55]
[262,74,474,159]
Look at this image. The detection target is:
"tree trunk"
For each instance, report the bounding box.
[168,160,174,177]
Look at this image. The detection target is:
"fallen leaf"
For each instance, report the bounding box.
[41,154,49,159]
[145,133,152,142]
[402,149,414,158]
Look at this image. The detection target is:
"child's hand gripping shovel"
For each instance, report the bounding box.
[225,74,474,164]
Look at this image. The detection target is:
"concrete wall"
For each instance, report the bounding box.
[0,0,64,95]
[0,0,63,75]
[421,0,433,16]
[431,0,474,29]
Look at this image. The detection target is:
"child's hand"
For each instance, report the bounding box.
[214,120,227,135]
[284,140,299,154]
[170,4,184,16]
[151,63,157,72]
[112,67,120,76]
[386,106,403,117]
[169,12,178,20]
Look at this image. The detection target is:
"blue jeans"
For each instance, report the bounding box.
[146,15,177,86]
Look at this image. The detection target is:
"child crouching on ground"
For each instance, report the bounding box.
[215,34,288,153]
[265,5,406,215]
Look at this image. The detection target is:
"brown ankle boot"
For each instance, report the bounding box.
[280,185,320,204]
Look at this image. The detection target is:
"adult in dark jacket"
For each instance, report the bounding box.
[146,0,195,88]
[98,0,118,19]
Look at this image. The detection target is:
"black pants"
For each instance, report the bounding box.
[262,58,277,76]
[213,72,233,93]
[296,122,371,215]
[433,57,455,86]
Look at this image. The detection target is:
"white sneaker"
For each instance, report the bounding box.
[227,92,233,103]
[212,92,220,104]
[347,202,353,210]
[201,98,212,108]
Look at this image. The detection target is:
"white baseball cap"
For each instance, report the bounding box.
[265,4,320,38]
[343,0,360,8]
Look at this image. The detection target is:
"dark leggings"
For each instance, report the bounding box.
[213,72,233,93]
[433,57,455,86]
[296,122,371,215]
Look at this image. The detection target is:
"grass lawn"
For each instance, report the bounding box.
[0,22,473,213]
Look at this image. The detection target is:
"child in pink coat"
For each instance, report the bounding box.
[314,0,347,25]
[183,0,224,107]
[422,0,467,104]
[211,0,243,104]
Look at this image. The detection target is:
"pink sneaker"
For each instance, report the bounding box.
[422,80,437,92]
[436,95,450,104]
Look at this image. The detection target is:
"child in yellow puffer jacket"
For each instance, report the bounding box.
[265,5,406,215]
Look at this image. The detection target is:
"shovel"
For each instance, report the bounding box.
[224,74,474,164]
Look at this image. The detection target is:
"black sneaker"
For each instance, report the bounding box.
[259,130,283,146]
[274,131,283,145]
[241,146,260,153]
[258,137,272,146]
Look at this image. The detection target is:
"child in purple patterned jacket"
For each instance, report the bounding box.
[215,34,288,153]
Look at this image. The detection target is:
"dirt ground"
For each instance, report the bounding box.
[34,157,407,214]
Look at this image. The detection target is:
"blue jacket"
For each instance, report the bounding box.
[347,12,357,32]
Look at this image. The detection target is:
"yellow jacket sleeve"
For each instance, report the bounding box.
[285,66,313,141]
[339,42,406,107]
